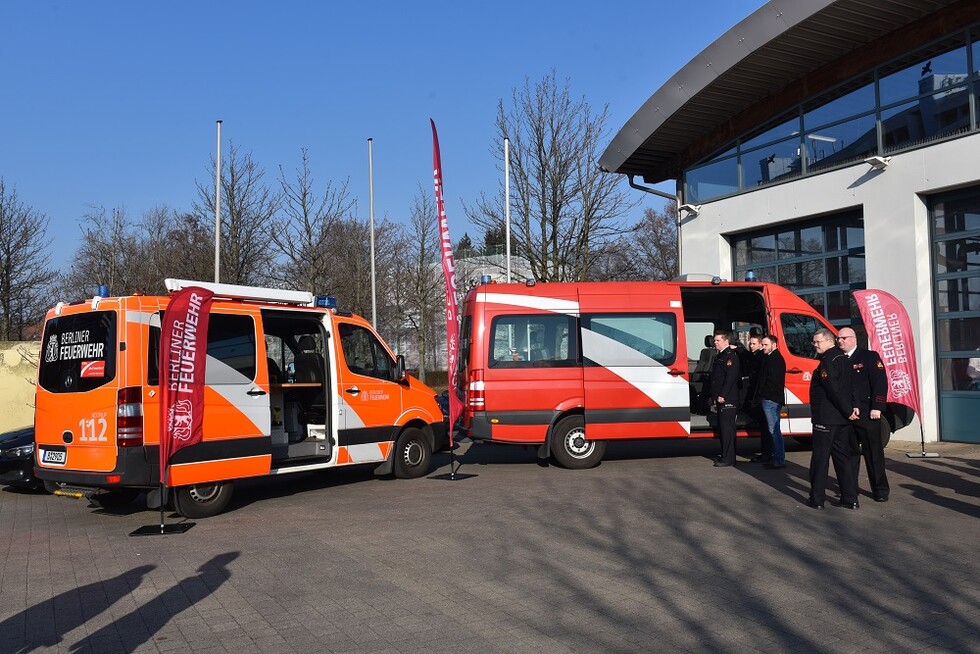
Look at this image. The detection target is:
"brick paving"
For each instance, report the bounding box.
[2,437,979,653]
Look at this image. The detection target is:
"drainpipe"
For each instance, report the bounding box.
[627,175,683,276]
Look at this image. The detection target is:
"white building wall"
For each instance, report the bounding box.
[680,132,980,442]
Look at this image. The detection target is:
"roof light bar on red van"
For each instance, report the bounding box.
[117,386,144,447]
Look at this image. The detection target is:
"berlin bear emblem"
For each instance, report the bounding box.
[169,398,195,442]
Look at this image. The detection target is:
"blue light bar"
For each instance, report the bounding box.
[315,296,337,309]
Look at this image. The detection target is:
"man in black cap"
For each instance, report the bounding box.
[807,328,860,509]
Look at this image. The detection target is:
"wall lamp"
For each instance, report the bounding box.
[863,155,891,170]
[678,204,702,217]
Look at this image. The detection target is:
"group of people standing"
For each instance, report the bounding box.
[706,326,890,510]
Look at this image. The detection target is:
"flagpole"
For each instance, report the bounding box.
[368,138,377,329]
[214,119,222,283]
[504,137,511,283]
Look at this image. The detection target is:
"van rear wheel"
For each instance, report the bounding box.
[393,427,432,479]
[173,482,233,518]
[551,416,605,469]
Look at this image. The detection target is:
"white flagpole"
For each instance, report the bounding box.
[368,138,377,328]
[504,137,511,283]
[214,120,222,283]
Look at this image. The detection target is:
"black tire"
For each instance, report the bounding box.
[91,488,141,508]
[172,482,233,518]
[550,415,605,469]
[393,427,433,478]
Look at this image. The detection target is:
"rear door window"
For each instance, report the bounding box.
[38,311,117,392]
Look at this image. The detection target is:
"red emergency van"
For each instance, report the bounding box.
[35,279,447,517]
[457,278,834,468]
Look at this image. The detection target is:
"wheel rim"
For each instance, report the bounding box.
[188,484,222,504]
[401,440,424,468]
[563,426,594,459]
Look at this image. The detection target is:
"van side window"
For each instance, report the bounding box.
[488,314,577,367]
[207,314,257,381]
[581,313,677,366]
[780,313,821,358]
[338,323,395,381]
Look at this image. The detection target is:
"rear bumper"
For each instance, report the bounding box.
[36,446,158,490]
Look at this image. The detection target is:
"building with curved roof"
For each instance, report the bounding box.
[602,0,980,443]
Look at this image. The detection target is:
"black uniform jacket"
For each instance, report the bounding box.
[810,346,855,426]
[849,347,888,415]
[709,347,741,405]
[755,348,786,405]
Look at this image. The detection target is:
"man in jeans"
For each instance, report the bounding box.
[756,334,787,469]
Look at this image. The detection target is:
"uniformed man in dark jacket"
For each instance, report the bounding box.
[807,328,860,509]
[709,330,740,467]
[837,327,890,502]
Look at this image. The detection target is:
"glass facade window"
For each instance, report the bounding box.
[803,79,874,130]
[931,187,980,442]
[733,211,865,328]
[742,138,802,189]
[805,113,878,172]
[684,27,980,203]
[686,156,738,203]
[878,42,967,107]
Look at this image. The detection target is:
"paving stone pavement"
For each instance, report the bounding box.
[1,437,978,654]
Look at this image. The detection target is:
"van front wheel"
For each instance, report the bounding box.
[393,427,432,479]
[551,416,605,469]
[173,482,233,518]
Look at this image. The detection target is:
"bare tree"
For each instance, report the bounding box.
[194,142,279,286]
[0,180,56,339]
[630,203,679,280]
[272,149,355,292]
[397,185,443,381]
[465,70,638,282]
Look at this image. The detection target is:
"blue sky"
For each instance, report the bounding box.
[2,1,764,267]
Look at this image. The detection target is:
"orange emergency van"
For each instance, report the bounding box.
[35,279,447,517]
[457,278,834,468]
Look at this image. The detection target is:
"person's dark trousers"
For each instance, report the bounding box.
[852,418,890,499]
[757,406,774,459]
[809,424,859,505]
[718,405,738,464]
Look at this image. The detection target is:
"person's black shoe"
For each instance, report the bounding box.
[750,455,772,463]
[763,462,786,469]
[805,499,825,510]
[713,460,734,467]
[835,501,860,510]
[873,496,888,503]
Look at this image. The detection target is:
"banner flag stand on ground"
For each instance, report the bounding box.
[853,289,939,459]
[132,286,215,535]
[428,119,475,481]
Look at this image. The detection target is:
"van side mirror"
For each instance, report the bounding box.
[395,355,406,382]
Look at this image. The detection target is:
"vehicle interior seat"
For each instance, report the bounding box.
[293,336,324,383]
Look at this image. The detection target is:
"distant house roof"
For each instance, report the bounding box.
[599,0,971,184]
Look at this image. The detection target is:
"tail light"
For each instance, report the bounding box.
[466,368,485,412]
[117,386,144,447]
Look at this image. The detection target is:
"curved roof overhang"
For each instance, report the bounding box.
[600,0,973,184]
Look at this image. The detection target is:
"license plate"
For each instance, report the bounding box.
[42,449,67,465]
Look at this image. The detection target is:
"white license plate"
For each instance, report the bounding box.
[42,449,67,465]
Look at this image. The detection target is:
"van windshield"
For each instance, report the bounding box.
[38,311,117,393]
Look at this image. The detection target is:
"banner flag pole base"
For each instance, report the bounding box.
[130,522,195,536]
[430,440,477,481]
[130,482,196,535]
[905,424,940,459]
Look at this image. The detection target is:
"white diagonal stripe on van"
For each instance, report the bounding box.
[581,328,690,432]
[477,292,580,315]
[204,355,267,432]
